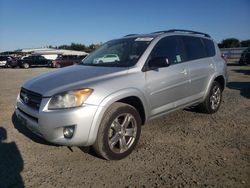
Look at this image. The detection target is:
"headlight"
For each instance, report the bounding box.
[48,88,93,110]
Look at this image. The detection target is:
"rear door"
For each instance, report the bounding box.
[24,56,32,65]
[32,56,39,66]
[38,56,47,65]
[182,36,215,99]
[145,36,190,117]
[61,56,68,66]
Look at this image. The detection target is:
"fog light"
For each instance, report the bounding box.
[63,126,75,139]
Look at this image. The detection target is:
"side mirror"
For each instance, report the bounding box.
[148,57,170,70]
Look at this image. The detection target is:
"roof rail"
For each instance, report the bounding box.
[152,29,211,38]
[124,34,138,37]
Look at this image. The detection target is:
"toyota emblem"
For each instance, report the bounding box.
[23,94,29,104]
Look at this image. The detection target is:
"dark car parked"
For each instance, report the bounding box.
[0,56,18,68]
[50,55,86,68]
[239,47,250,65]
[17,55,51,68]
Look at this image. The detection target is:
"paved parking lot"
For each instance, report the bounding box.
[0,63,250,187]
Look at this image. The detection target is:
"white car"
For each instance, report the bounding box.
[94,54,120,63]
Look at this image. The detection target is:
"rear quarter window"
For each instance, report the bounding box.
[182,36,207,61]
[202,38,216,57]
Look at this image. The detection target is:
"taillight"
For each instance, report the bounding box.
[221,53,227,64]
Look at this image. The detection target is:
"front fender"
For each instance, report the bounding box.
[86,88,148,146]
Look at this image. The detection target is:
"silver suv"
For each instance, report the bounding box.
[15,29,227,160]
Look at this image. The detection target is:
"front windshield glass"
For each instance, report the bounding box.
[81,38,152,67]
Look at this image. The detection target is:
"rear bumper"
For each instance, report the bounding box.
[15,95,99,146]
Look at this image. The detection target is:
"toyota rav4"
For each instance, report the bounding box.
[15,29,227,160]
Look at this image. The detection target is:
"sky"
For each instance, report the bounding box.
[0,0,250,52]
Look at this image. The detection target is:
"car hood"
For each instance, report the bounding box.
[23,65,128,97]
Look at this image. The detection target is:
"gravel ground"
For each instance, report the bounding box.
[0,62,249,188]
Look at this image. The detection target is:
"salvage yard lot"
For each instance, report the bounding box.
[0,63,250,187]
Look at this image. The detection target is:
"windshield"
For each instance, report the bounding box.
[80,38,152,67]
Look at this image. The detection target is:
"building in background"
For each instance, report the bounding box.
[17,48,88,60]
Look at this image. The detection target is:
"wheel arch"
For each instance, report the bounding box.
[214,75,226,91]
[86,88,148,146]
[117,96,146,125]
[203,74,226,101]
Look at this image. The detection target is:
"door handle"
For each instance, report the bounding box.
[180,69,187,75]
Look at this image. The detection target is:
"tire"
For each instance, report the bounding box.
[23,63,29,69]
[198,81,222,114]
[93,102,142,160]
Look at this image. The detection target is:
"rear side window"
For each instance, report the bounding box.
[62,56,68,60]
[202,38,215,57]
[151,36,186,64]
[182,36,207,61]
[106,55,115,58]
[0,57,7,61]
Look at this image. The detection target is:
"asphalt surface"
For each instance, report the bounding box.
[0,62,249,188]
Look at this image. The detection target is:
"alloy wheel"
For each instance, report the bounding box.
[108,113,137,154]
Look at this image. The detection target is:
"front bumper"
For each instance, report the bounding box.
[15,95,99,146]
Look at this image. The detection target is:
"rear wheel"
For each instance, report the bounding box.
[23,63,29,69]
[93,102,141,160]
[198,81,222,114]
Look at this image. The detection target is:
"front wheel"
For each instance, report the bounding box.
[198,81,222,114]
[93,102,141,160]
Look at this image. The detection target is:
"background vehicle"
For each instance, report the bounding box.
[16,29,227,160]
[17,55,51,68]
[0,56,18,68]
[239,47,250,65]
[93,54,120,64]
[50,55,86,68]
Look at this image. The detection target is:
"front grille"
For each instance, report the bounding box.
[20,88,42,110]
[18,107,38,123]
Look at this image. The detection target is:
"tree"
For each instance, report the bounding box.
[70,43,87,51]
[49,43,102,52]
[219,38,240,48]
[58,44,71,50]
[87,43,102,52]
[240,40,250,47]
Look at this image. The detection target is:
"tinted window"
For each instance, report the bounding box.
[71,56,77,60]
[106,55,116,58]
[182,36,206,60]
[203,38,215,57]
[62,56,68,60]
[150,36,186,64]
[0,56,7,61]
[24,57,31,60]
